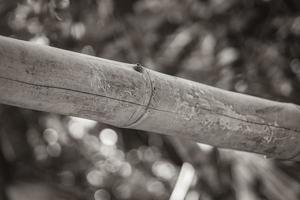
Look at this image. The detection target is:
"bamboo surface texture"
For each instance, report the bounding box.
[0,36,300,160]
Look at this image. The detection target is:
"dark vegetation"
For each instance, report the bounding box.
[1,0,300,199]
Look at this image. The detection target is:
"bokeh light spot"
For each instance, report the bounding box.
[47,143,61,157]
[119,162,132,177]
[87,170,104,186]
[99,128,118,146]
[152,160,177,180]
[43,128,58,144]
[68,117,97,139]
[94,189,110,200]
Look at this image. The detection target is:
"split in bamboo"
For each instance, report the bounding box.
[0,36,300,160]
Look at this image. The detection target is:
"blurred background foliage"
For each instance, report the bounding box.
[1,0,300,199]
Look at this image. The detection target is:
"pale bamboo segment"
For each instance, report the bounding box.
[0,36,300,160]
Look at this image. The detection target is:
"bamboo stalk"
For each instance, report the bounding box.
[0,36,300,160]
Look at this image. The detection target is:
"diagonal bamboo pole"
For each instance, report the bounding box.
[0,36,300,160]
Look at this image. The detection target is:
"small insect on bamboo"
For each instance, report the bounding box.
[133,63,144,73]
